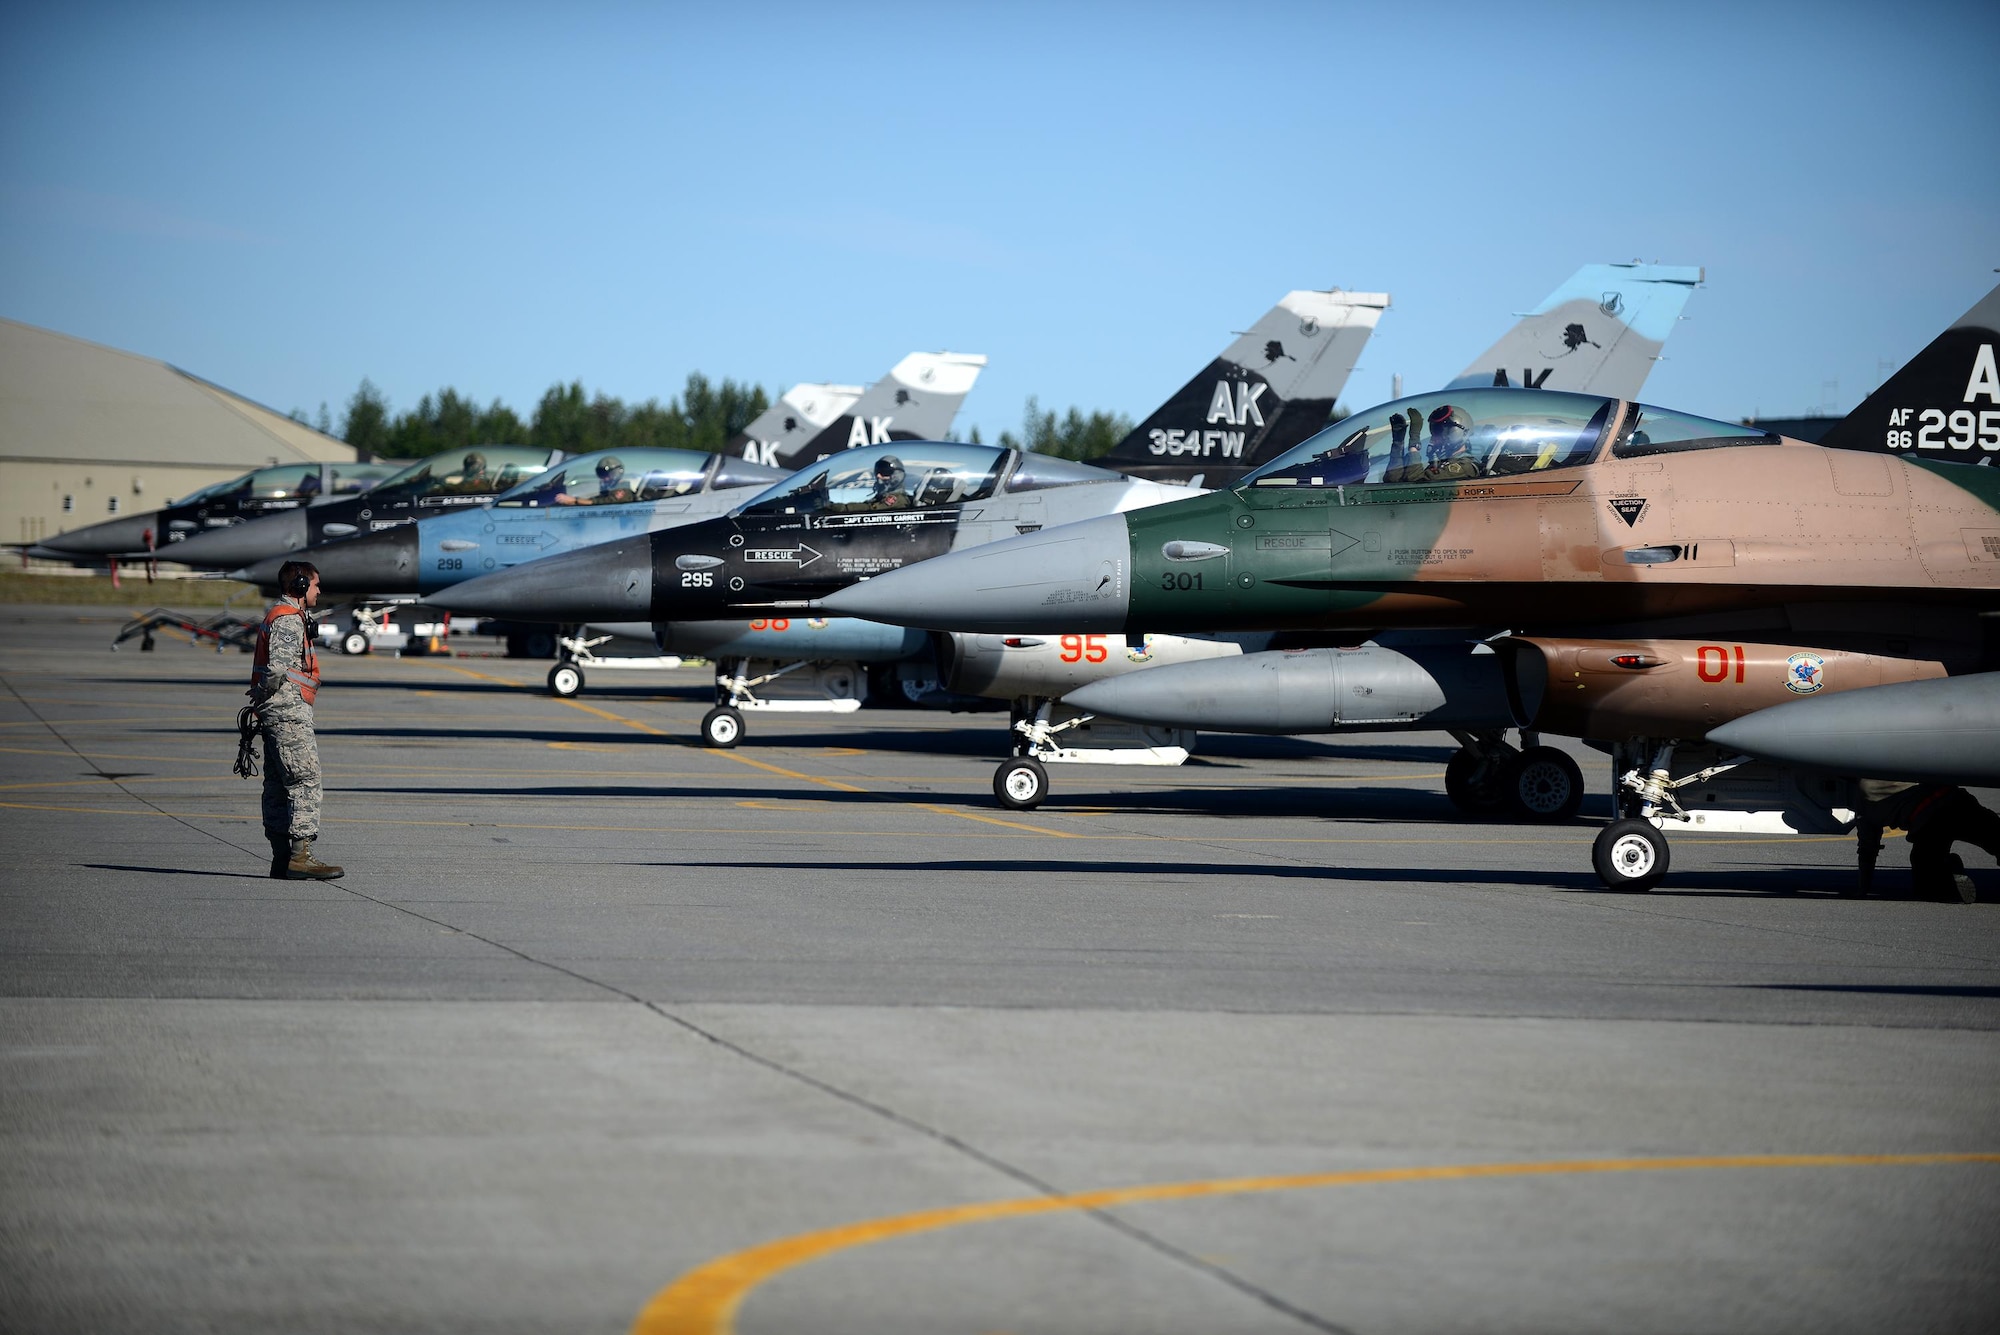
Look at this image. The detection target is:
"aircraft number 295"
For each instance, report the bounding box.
[681,571,713,587]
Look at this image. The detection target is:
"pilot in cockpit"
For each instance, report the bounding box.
[868,455,911,509]
[555,456,636,506]
[1422,403,1484,481]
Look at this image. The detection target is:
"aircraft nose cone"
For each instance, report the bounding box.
[302,526,421,595]
[36,511,163,557]
[427,533,655,621]
[159,511,308,570]
[817,513,1132,633]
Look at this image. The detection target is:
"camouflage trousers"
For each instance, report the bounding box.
[259,705,321,842]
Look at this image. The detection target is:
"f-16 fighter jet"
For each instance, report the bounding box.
[27,459,400,562]
[818,285,2000,891]
[220,375,877,591]
[191,379,864,579]
[892,265,1705,801]
[427,288,1387,742]
[221,353,980,585]
[428,442,1202,743]
[165,445,565,570]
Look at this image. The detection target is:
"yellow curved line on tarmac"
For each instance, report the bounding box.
[632,1153,2000,1335]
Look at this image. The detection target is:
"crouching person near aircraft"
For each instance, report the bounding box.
[240,560,343,880]
[1855,781,2000,904]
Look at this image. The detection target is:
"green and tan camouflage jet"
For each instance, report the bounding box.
[820,285,2000,891]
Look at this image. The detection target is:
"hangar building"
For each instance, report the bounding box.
[1,318,364,551]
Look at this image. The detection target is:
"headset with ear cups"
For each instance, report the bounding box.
[280,561,316,598]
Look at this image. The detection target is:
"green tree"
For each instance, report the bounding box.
[998,396,1135,461]
[341,379,391,456]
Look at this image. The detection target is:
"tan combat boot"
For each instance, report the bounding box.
[286,839,344,880]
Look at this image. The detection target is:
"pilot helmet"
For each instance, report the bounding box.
[873,455,905,487]
[462,451,487,474]
[1426,403,1470,435]
[596,455,625,483]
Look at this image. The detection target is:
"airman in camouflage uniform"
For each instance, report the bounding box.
[253,561,342,880]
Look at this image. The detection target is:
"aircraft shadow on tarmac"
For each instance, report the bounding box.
[80,863,269,880]
[1743,984,2000,998]
[655,857,1870,897]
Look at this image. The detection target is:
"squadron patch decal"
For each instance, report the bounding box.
[1125,634,1156,664]
[1784,652,1826,694]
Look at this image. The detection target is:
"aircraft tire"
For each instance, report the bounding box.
[1443,747,1511,816]
[340,631,369,656]
[700,706,744,749]
[547,664,584,698]
[1507,747,1585,822]
[993,757,1048,810]
[1592,819,1669,891]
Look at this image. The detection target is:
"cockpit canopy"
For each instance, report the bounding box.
[1244,389,1777,489]
[737,443,1122,516]
[364,446,559,504]
[495,448,765,508]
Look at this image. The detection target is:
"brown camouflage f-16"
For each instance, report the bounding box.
[822,286,2000,891]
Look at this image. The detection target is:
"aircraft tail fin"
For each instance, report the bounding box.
[1818,284,2000,463]
[1444,262,1702,400]
[1101,288,1390,484]
[769,351,987,469]
[729,382,864,469]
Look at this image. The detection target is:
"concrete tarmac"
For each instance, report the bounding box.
[3,604,1997,1334]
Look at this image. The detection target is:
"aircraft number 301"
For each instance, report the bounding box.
[1160,571,1206,591]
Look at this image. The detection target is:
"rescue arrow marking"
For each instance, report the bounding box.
[743,544,822,567]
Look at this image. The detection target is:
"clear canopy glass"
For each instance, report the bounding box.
[1245,389,1618,489]
[497,448,721,508]
[1003,452,1126,492]
[325,463,399,495]
[1611,404,1778,458]
[740,443,1011,515]
[364,446,556,503]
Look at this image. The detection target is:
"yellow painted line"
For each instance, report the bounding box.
[632,1152,2000,1335]
[559,698,673,737]
[917,803,1078,838]
[714,749,867,793]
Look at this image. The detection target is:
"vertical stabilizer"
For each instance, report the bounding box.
[768,351,987,469]
[1103,288,1390,485]
[1444,262,1702,400]
[731,382,864,468]
[1818,284,2000,464]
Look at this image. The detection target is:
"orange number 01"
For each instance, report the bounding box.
[1695,644,1746,684]
[1060,634,1109,664]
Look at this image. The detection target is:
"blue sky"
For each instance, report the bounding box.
[2,1,1994,441]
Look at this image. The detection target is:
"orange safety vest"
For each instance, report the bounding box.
[251,603,321,706]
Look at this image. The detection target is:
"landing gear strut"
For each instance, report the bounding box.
[1445,731,1584,822]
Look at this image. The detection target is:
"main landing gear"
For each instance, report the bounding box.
[1444,731,1585,823]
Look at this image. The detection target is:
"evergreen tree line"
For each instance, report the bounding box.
[331,374,772,460]
[317,376,1149,463]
